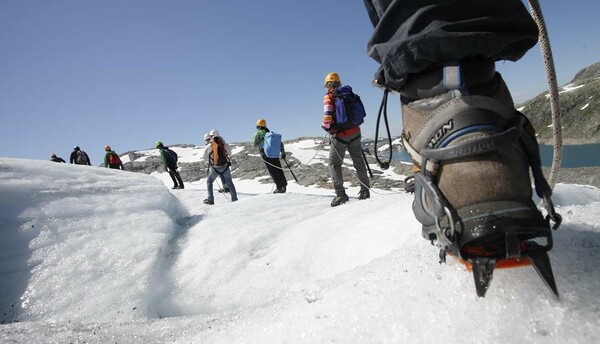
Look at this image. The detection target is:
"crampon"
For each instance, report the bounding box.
[442,232,560,298]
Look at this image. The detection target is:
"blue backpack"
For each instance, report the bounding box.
[263,132,282,158]
[333,85,367,130]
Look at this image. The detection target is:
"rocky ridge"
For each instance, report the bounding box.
[519,61,600,144]
[121,137,412,191]
[119,137,598,189]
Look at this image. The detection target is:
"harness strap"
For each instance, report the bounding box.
[334,134,361,145]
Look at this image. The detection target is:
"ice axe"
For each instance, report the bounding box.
[282,158,299,183]
[361,149,374,178]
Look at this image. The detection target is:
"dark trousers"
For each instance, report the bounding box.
[167,164,184,188]
[363,0,539,90]
[261,151,287,189]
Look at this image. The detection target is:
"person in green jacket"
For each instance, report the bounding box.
[253,118,287,194]
[156,141,184,189]
[103,145,124,170]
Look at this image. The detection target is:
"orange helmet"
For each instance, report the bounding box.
[324,72,341,88]
[256,118,267,127]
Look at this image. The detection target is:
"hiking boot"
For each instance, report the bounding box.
[358,189,370,200]
[398,58,560,260]
[330,194,349,207]
[218,187,230,193]
[203,199,214,205]
[273,186,286,194]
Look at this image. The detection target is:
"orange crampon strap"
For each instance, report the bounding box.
[452,255,532,272]
[450,242,533,272]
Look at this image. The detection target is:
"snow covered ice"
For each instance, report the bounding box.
[1,146,600,342]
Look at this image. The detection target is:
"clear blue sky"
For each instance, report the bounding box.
[1,0,599,165]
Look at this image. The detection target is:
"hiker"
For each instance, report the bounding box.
[103,145,124,170]
[69,146,91,165]
[322,73,370,206]
[202,134,238,204]
[361,0,562,294]
[156,141,184,189]
[205,131,229,193]
[253,119,287,194]
[50,154,66,163]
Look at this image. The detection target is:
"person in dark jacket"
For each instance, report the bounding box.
[156,141,184,189]
[50,154,66,163]
[103,145,124,170]
[69,146,91,165]
[253,118,287,194]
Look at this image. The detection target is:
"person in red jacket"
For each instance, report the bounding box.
[322,72,370,207]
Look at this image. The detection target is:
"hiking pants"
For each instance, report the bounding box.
[260,151,288,189]
[206,165,238,202]
[329,132,369,196]
[363,0,538,90]
[167,164,184,188]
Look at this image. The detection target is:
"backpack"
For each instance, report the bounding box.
[76,150,89,164]
[211,136,229,166]
[333,85,367,130]
[263,132,282,158]
[108,152,122,165]
[163,148,178,164]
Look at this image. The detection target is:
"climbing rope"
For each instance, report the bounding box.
[528,0,563,189]
[258,132,405,196]
[328,134,405,196]
[259,134,330,171]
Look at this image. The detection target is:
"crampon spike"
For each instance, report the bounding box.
[471,258,496,297]
[526,250,560,298]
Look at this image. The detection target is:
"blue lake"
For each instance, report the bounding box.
[391,144,600,167]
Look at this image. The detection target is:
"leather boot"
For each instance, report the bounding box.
[399,58,560,259]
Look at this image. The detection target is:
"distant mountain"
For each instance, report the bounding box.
[518,61,600,144]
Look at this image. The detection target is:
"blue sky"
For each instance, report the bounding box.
[1,0,599,164]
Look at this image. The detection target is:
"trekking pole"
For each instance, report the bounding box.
[282,158,299,183]
[361,149,374,178]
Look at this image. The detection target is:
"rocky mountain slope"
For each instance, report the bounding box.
[121,138,412,191]
[519,61,600,144]
[119,136,599,189]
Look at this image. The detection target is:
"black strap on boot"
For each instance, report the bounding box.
[374,88,393,169]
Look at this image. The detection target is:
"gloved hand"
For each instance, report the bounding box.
[281,152,287,160]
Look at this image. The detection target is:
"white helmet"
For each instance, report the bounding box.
[209,129,220,137]
[203,133,210,140]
